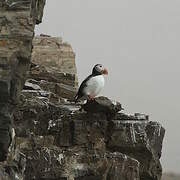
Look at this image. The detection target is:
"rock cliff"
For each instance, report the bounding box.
[0,1,165,180]
[0,34,165,179]
[0,0,46,178]
[32,35,78,87]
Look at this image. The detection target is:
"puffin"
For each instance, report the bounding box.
[75,64,108,103]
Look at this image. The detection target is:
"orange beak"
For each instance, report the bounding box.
[102,68,108,75]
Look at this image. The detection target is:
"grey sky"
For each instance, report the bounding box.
[36,0,180,173]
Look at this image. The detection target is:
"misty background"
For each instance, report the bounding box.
[35,0,180,173]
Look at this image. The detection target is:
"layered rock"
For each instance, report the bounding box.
[0,0,46,179]
[32,35,77,76]
[13,82,165,180]
[0,30,165,179]
[12,57,165,179]
[0,1,165,180]
[23,35,79,101]
[31,35,78,87]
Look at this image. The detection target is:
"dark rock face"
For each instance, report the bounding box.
[107,119,165,180]
[82,96,123,118]
[12,82,164,180]
[0,0,46,178]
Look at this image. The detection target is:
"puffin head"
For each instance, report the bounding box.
[92,64,108,76]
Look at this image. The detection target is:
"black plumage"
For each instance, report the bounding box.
[74,74,93,103]
[74,64,108,103]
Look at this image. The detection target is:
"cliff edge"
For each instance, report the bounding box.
[14,35,165,180]
[0,1,165,180]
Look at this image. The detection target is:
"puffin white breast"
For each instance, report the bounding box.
[83,75,105,97]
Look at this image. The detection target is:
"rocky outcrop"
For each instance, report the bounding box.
[12,75,165,180]
[32,35,78,88]
[0,30,165,179]
[0,0,46,179]
[8,56,164,180]
[24,35,78,101]
[0,1,165,180]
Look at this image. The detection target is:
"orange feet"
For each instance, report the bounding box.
[88,95,95,101]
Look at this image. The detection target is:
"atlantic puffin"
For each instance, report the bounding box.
[75,64,108,103]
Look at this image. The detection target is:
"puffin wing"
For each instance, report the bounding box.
[75,74,93,102]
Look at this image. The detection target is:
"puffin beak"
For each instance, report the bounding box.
[102,68,108,75]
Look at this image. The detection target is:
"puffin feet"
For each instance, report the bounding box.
[88,95,95,101]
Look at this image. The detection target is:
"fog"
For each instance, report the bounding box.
[36,0,180,173]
